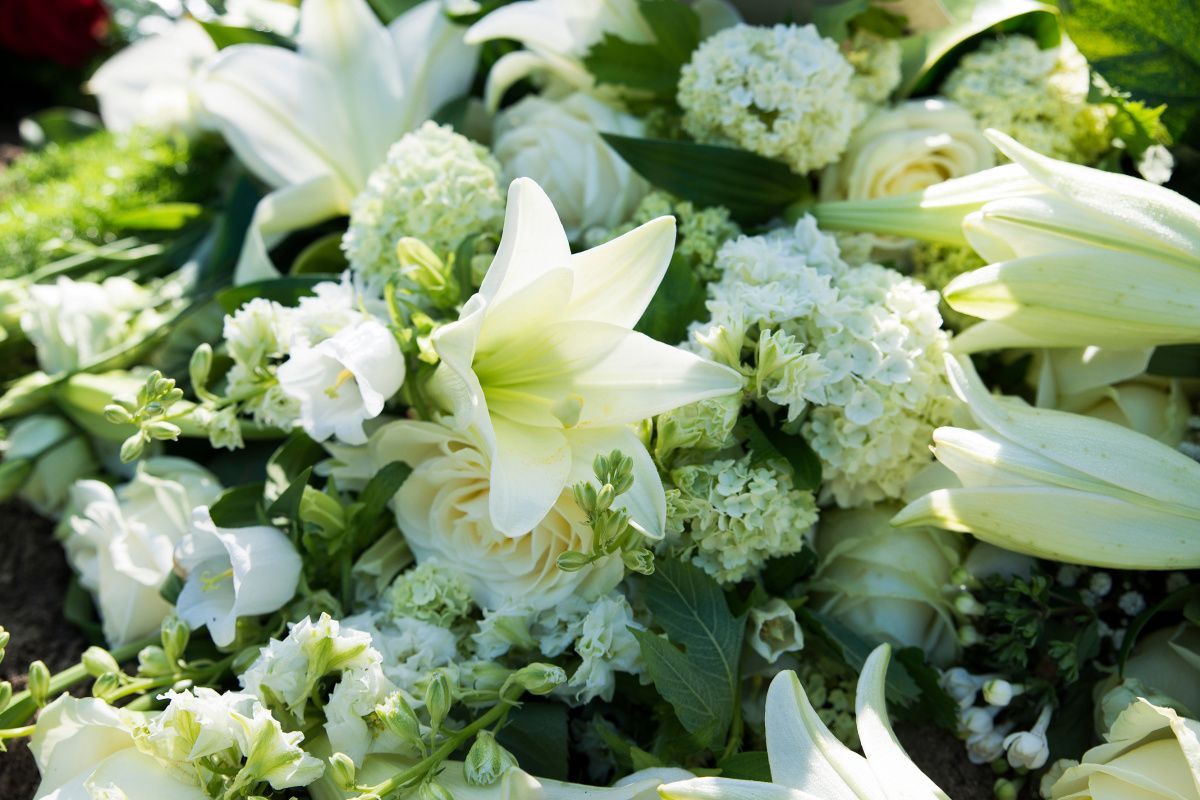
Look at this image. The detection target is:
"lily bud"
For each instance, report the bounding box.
[28,660,50,707]
[328,752,357,791]
[894,356,1200,570]
[82,647,120,678]
[424,670,453,731]
[91,671,121,701]
[161,615,190,665]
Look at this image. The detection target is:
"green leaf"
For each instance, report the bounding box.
[198,20,293,50]
[583,0,701,98]
[112,203,205,231]
[159,572,185,605]
[602,134,809,224]
[893,647,958,729]
[197,173,261,294]
[740,414,823,492]
[18,108,102,148]
[718,751,772,781]
[63,576,104,642]
[634,559,745,746]
[1147,344,1200,377]
[1118,584,1200,671]
[898,0,1061,97]
[355,461,412,523]
[216,276,335,314]
[798,608,923,708]
[497,702,569,780]
[290,232,348,276]
[814,0,874,40]
[267,466,313,521]
[266,432,327,496]
[1062,0,1200,145]
[208,483,267,528]
[635,253,708,343]
[366,0,422,23]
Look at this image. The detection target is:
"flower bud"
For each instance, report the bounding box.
[145,421,182,441]
[377,692,423,747]
[28,660,50,707]
[572,482,597,514]
[328,752,357,790]
[940,667,982,708]
[189,344,213,392]
[418,780,454,800]
[556,550,593,572]
[966,729,1007,765]
[137,646,172,677]
[464,730,518,786]
[993,777,1019,800]
[982,679,1020,708]
[508,663,567,696]
[0,626,9,655]
[1002,707,1052,770]
[160,615,190,665]
[119,432,146,463]
[82,646,120,678]
[92,671,121,701]
[958,624,981,647]
[959,707,997,737]
[0,680,12,713]
[621,548,655,575]
[424,670,453,731]
[954,593,985,617]
[103,404,135,425]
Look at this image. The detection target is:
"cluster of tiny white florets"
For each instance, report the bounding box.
[844,29,903,105]
[692,216,956,507]
[388,561,476,628]
[343,121,505,282]
[677,23,864,174]
[666,454,819,584]
[942,35,1112,164]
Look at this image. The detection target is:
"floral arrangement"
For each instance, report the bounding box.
[1,0,1199,799]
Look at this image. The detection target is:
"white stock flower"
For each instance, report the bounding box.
[197,0,478,282]
[21,276,159,374]
[277,317,404,445]
[893,355,1200,569]
[568,593,643,703]
[373,419,625,611]
[494,92,650,239]
[5,414,97,516]
[175,507,302,647]
[64,458,221,648]
[813,505,964,666]
[820,98,993,203]
[87,18,216,134]
[660,645,950,800]
[428,178,743,536]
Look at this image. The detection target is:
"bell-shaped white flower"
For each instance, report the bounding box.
[659,644,950,800]
[198,0,477,282]
[277,318,405,445]
[175,507,302,647]
[893,355,1200,569]
[430,178,743,537]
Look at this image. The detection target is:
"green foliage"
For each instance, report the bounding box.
[739,414,822,493]
[0,128,226,279]
[583,0,702,100]
[216,276,335,314]
[814,0,907,42]
[1062,0,1200,145]
[198,20,292,50]
[633,559,745,747]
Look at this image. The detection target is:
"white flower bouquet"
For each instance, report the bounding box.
[1,0,1199,798]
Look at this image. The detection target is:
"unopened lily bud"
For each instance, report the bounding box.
[137,646,172,677]
[119,432,146,463]
[103,404,134,425]
[82,647,120,677]
[0,680,11,713]
[509,663,567,696]
[328,752,357,790]
[377,692,423,747]
[28,660,50,707]
[92,671,121,701]
[161,615,190,665]
[464,730,518,786]
[424,671,453,731]
[418,780,454,800]
[189,344,213,391]
[145,421,181,441]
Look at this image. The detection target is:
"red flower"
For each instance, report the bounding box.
[0,0,109,68]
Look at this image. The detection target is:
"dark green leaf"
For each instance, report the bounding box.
[1148,344,1200,377]
[159,572,185,605]
[198,20,293,50]
[740,414,823,491]
[640,0,703,62]
[217,276,334,314]
[814,0,874,40]
[761,547,819,595]
[18,107,102,148]
[208,483,267,528]
[798,608,923,707]
[112,203,205,231]
[267,432,327,494]
[356,461,412,523]
[497,702,569,780]
[602,134,808,224]
[636,253,708,343]
[64,576,103,642]
[635,559,745,746]
[267,467,313,520]
[583,0,701,98]
[290,232,348,275]
[893,647,958,729]
[366,0,422,23]
[197,173,261,294]
[718,750,772,781]
[1119,584,1200,672]
[1062,0,1200,145]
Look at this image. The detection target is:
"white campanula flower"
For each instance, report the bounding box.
[893,355,1200,569]
[494,92,650,240]
[63,458,221,648]
[197,0,478,282]
[344,121,505,282]
[428,178,742,537]
[678,23,863,174]
[87,18,216,134]
[276,317,405,445]
[174,507,302,647]
[660,645,950,800]
[748,598,804,664]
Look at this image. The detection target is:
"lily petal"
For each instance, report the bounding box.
[234,174,352,283]
[659,777,826,800]
[567,216,676,328]
[463,1,573,51]
[477,49,552,110]
[855,645,951,800]
[480,178,572,306]
[489,416,571,537]
[391,0,479,125]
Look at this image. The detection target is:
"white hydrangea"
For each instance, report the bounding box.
[388,561,475,627]
[677,23,864,174]
[844,30,902,105]
[667,454,818,584]
[942,35,1112,164]
[341,611,460,699]
[692,216,956,507]
[343,121,504,282]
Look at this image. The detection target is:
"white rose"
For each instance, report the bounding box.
[30,695,207,800]
[493,92,649,239]
[812,504,965,666]
[5,414,97,516]
[63,458,221,648]
[820,98,994,202]
[373,419,624,612]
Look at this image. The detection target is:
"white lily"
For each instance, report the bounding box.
[429,178,743,537]
[198,0,477,283]
[660,644,949,800]
[893,355,1200,569]
[175,507,303,647]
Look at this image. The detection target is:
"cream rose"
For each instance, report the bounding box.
[372,419,624,611]
[493,92,649,239]
[820,98,994,202]
[1051,699,1200,800]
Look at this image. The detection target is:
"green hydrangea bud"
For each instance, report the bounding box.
[28,660,50,707]
[328,752,357,790]
[464,730,518,786]
[82,647,120,677]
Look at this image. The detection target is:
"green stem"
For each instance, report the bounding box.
[0,724,36,739]
[720,688,745,763]
[0,636,155,729]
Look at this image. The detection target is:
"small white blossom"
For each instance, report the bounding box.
[1088,572,1114,598]
[1003,706,1052,770]
[568,594,644,704]
[1118,590,1147,616]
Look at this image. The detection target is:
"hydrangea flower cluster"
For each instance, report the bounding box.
[909,240,987,330]
[844,30,903,105]
[666,454,819,584]
[388,561,476,628]
[342,121,505,283]
[678,23,865,174]
[692,216,956,506]
[942,35,1112,164]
